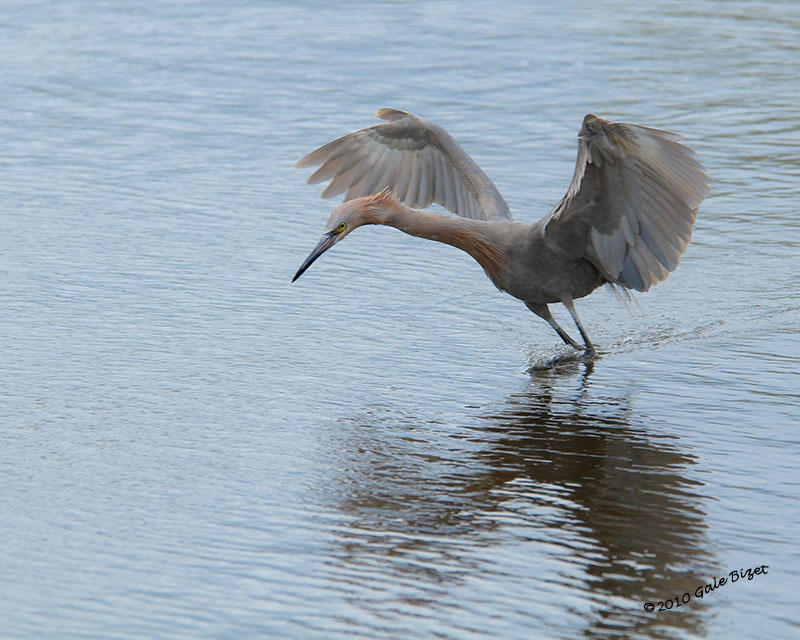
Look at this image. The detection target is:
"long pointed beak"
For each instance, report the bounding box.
[292,232,337,282]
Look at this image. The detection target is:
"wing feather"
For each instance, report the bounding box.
[432,150,446,206]
[347,145,387,198]
[393,159,413,205]
[455,176,468,219]
[440,155,455,212]
[321,162,360,199]
[361,149,395,195]
[306,141,364,184]
[417,151,433,208]
[544,114,709,291]
[296,109,512,221]
[404,157,421,207]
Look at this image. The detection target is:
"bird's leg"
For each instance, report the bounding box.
[526,302,582,350]
[562,299,595,356]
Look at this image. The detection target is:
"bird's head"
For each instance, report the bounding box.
[292,191,396,282]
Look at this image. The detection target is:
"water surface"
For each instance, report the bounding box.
[1,1,798,638]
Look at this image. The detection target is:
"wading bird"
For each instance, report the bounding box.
[293,109,708,356]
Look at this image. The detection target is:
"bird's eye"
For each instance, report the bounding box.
[336,221,348,233]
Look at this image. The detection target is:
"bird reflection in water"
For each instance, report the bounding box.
[324,368,715,639]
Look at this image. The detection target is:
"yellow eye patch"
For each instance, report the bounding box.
[336,221,348,233]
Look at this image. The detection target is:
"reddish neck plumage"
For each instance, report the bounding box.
[359,190,509,285]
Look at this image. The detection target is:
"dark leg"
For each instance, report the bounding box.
[562,299,595,356]
[526,302,582,350]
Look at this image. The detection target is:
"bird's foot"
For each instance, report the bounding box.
[527,346,598,372]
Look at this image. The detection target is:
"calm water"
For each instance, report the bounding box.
[1,1,798,638]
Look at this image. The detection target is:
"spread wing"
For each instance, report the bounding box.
[295,108,512,221]
[543,114,709,291]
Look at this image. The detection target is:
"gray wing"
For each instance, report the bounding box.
[543,114,709,291]
[295,108,512,221]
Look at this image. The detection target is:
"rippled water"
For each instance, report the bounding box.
[2,1,798,638]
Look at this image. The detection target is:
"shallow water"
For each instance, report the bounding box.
[1,1,798,638]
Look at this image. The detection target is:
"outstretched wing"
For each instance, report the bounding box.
[543,114,709,291]
[296,108,512,221]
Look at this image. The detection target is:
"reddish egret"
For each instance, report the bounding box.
[293,109,708,356]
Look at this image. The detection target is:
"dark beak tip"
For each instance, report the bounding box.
[292,233,335,283]
[291,265,309,283]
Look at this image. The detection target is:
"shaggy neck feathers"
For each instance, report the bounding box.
[358,190,509,285]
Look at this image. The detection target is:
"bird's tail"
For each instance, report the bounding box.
[606,282,637,312]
